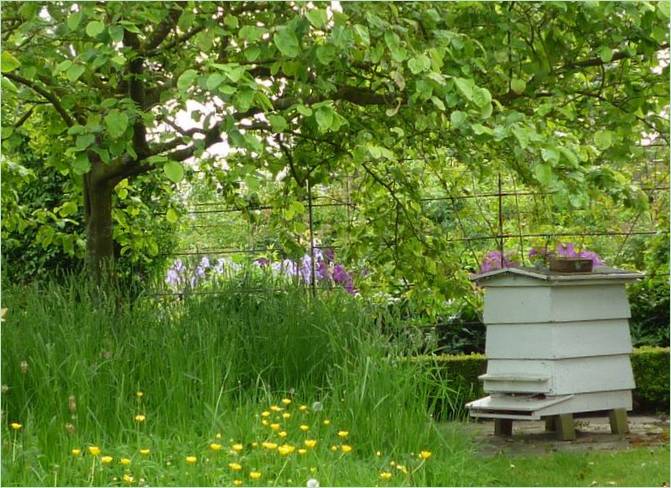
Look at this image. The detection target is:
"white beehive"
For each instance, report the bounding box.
[466,266,642,438]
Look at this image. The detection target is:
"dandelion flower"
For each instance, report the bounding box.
[278,444,295,456]
[101,456,113,464]
[306,478,320,488]
[122,474,134,484]
[261,419,269,426]
[322,419,330,426]
[229,462,242,471]
[298,448,307,455]
[232,443,243,452]
[278,431,287,438]
[299,405,308,412]
[299,424,309,431]
[419,450,432,460]
[185,456,197,464]
[330,445,337,452]
[304,439,317,448]
[251,442,258,447]
[10,422,22,430]
[209,443,223,451]
[134,414,146,423]
[136,391,144,398]
[233,480,242,486]
[216,433,222,439]
[249,471,262,480]
[88,446,101,456]
[270,423,281,431]
[379,472,392,480]
[376,451,382,456]
[261,411,271,417]
[139,448,150,455]
[337,430,348,438]
[311,402,323,412]
[270,405,282,412]
[396,464,408,474]
[120,458,131,465]
[261,442,277,450]
[281,398,292,406]
[341,444,352,453]
[71,448,81,456]
[282,413,291,419]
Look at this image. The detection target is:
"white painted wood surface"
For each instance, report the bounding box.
[485,319,633,359]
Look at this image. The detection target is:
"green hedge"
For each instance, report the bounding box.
[412,347,669,418]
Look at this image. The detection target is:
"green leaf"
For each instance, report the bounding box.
[273,28,300,58]
[306,8,328,28]
[66,64,85,82]
[599,46,613,63]
[75,134,95,150]
[1,51,20,73]
[296,105,312,116]
[109,25,124,43]
[244,46,261,62]
[177,69,198,91]
[85,20,105,38]
[430,96,445,111]
[453,77,474,101]
[164,161,184,183]
[206,73,226,91]
[268,114,288,132]
[315,106,334,132]
[72,153,91,175]
[594,129,613,150]
[67,11,83,31]
[239,25,265,42]
[541,147,560,165]
[450,110,467,128]
[533,163,553,186]
[166,208,179,224]
[316,44,336,65]
[104,110,128,139]
[224,14,239,29]
[407,54,431,74]
[472,87,492,108]
[511,78,526,94]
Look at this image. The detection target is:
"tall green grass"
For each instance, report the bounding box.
[2,275,472,485]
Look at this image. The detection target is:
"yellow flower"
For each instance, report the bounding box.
[134,414,146,423]
[233,480,242,486]
[298,448,307,455]
[310,467,317,474]
[229,462,243,471]
[337,430,349,438]
[136,391,144,398]
[101,456,113,464]
[419,450,432,460]
[282,412,291,419]
[71,448,81,457]
[232,443,244,452]
[88,446,101,456]
[270,405,282,412]
[261,411,271,417]
[120,457,131,465]
[277,444,295,456]
[210,443,223,451]
[341,444,352,453]
[122,474,134,484]
[396,464,408,474]
[270,423,281,431]
[185,455,197,464]
[261,441,277,450]
[215,433,222,439]
[299,405,308,412]
[249,471,262,480]
[322,419,330,425]
[278,431,287,438]
[139,448,150,455]
[304,439,317,448]
[379,472,392,480]
[251,442,258,447]
[330,445,337,452]
[299,424,309,431]
[376,451,382,456]
[281,398,292,405]
[10,422,22,431]
[261,419,269,426]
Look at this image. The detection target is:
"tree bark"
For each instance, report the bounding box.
[84,171,115,281]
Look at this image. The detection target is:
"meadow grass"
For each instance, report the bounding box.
[1,277,668,486]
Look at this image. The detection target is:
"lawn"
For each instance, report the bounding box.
[2,278,669,486]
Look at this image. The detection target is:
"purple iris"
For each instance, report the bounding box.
[253,258,270,268]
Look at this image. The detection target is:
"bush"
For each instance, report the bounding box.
[414,347,670,418]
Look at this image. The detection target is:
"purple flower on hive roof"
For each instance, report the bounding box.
[479,250,518,273]
[578,250,603,266]
[556,242,578,258]
[323,248,335,263]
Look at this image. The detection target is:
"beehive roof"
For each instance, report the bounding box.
[470,266,643,284]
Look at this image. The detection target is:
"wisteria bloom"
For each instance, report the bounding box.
[480,250,518,273]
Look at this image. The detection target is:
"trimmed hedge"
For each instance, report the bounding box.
[412,347,669,418]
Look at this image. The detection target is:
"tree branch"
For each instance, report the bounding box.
[4,72,79,126]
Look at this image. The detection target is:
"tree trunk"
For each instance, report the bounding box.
[84,173,115,281]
